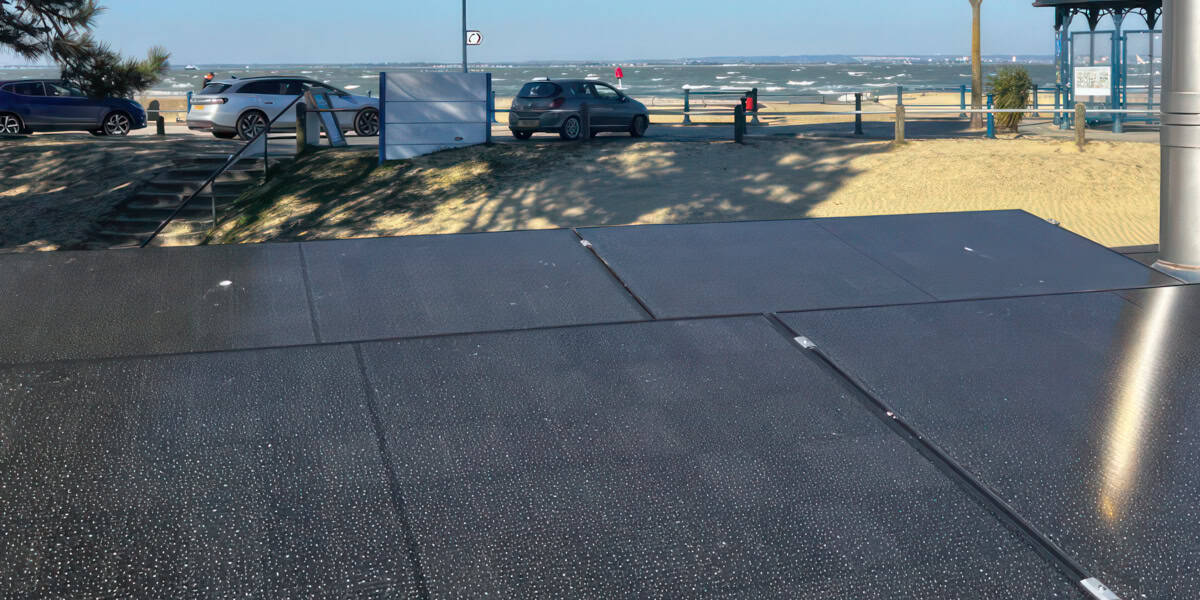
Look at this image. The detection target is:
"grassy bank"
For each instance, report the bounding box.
[211,136,1160,248]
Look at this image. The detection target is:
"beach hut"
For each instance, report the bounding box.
[1033,0,1162,129]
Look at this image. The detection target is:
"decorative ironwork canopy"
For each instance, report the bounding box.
[1033,0,1162,30]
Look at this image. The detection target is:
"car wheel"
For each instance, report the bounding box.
[212,131,237,139]
[0,113,23,135]
[103,111,132,136]
[511,130,533,140]
[559,116,582,141]
[630,115,648,138]
[236,110,268,141]
[354,108,380,136]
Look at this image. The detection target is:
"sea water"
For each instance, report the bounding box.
[0,62,1058,99]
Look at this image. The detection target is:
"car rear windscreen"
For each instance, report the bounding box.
[198,84,231,95]
[518,82,561,98]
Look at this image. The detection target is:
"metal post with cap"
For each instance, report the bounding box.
[1158,0,1200,279]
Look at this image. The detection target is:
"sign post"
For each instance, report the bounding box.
[304,89,347,147]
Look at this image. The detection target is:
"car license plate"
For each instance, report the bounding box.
[193,105,204,111]
[517,120,538,128]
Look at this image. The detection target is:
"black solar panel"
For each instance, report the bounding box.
[0,244,315,365]
[780,289,1200,599]
[0,212,1186,598]
[358,318,1082,598]
[0,345,419,598]
[579,220,934,318]
[301,230,649,342]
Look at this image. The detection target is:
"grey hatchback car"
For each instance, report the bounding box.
[509,79,649,140]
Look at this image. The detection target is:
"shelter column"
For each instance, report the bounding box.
[1158,0,1200,277]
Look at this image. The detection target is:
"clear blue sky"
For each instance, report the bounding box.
[3,0,1130,65]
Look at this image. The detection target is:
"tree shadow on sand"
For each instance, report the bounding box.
[212,136,893,244]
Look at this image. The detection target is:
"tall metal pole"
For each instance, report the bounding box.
[462,0,468,73]
[1158,0,1200,279]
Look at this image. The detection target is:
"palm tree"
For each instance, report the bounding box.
[969,0,985,129]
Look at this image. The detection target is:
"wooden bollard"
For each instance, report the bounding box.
[1075,103,1087,149]
[854,92,864,136]
[894,104,906,145]
[296,103,308,155]
[734,102,746,144]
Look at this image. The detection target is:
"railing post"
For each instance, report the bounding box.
[894,104,906,145]
[750,87,760,125]
[1032,84,1040,117]
[986,94,996,139]
[1113,108,1124,134]
[734,101,746,144]
[682,89,692,125]
[1075,103,1087,149]
[960,84,967,117]
[296,103,308,155]
[897,85,904,107]
[490,90,497,124]
[1056,85,1068,129]
[854,92,864,136]
[263,126,270,182]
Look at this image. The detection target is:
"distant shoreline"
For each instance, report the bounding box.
[0,55,1056,70]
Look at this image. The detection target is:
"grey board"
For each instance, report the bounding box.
[814,210,1177,300]
[780,291,1200,599]
[0,344,419,598]
[359,317,1082,599]
[301,230,648,343]
[0,243,314,365]
[578,220,934,318]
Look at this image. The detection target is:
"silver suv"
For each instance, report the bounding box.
[187,76,380,140]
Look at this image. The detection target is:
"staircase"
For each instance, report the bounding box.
[93,154,288,249]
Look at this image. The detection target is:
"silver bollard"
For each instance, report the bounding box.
[1157,0,1200,278]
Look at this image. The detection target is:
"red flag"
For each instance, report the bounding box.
[615,67,624,79]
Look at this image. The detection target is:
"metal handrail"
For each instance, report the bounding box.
[139,94,304,248]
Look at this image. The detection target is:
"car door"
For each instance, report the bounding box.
[257,80,295,127]
[236,80,292,128]
[42,81,102,128]
[585,83,622,126]
[5,81,47,127]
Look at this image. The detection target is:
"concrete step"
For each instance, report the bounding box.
[127,192,240,210]
[98,215,212,235]
[145,179,253,194]
[123,201,234,218]
[94,229,208,248]
[171,166,264,180]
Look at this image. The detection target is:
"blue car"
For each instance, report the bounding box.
[0,79,147,136]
